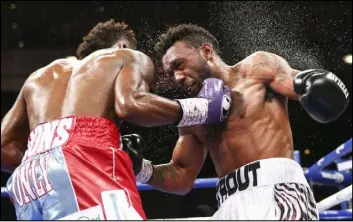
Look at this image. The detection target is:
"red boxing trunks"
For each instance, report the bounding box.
[6,116,146,220]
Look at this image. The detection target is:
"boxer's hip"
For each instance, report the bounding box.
[25,116,121,158]
[214,158,318,220]
[7,116,145,220]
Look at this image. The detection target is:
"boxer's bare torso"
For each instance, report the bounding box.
[184,53,300,177]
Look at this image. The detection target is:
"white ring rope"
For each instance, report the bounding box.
[317,185,352,212]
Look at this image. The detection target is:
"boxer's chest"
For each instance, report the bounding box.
[192,75,270,143]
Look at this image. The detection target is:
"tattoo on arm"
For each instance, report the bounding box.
[259,53,270,67]
[251,53,271,72]
[151,164,182,187]
[274,57,282,72]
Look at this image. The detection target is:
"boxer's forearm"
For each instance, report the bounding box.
[147,163,194,195]
[116,92,181,127]
[1,142,24,173]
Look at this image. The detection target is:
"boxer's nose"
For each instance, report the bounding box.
[174,71,186,87]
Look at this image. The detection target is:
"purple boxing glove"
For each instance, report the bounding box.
[176,78,232,127]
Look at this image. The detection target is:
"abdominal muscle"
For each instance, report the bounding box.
[196,90,294,178]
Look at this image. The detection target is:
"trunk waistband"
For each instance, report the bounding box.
[24,116,120,161]
[216,158,308,207]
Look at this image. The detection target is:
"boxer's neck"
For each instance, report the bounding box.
[208,56,232,83]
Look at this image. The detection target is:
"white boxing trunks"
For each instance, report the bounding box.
[212,158,319,220]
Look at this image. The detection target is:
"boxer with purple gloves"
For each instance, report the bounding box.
[123,24,349,220]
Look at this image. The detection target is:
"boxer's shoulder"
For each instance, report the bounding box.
[111,48,155,80]
[247,51,277,59]
[86,47,147,60]
[241,51,272,66]
[19,58,75,98]
[25,58,76,83]
[46,57,78,69]
[86,48,153,68]
[115,49,154,71]
[77,48,154,82]
[237,51,281,79]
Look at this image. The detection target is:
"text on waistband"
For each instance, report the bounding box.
[216,161,261,207]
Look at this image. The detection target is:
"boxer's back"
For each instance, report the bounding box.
[23,48,138,129]
[23,58,74,129]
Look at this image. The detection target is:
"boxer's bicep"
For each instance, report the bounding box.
[248,52,300,100]
[114,61,150,116]
[1,88,29,172]
[114,52,154,99]
[270,64,301,100]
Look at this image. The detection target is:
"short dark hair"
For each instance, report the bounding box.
[154,24,221,56]
[76,19,137,59]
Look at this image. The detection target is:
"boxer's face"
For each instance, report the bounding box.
[162,41,212,96]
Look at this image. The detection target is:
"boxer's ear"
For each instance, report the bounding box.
[200,43,214,60]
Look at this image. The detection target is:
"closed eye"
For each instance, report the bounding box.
[175,62,183,70]
[165,60,183,77]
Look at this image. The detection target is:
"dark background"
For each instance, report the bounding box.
[1,1,352,220]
